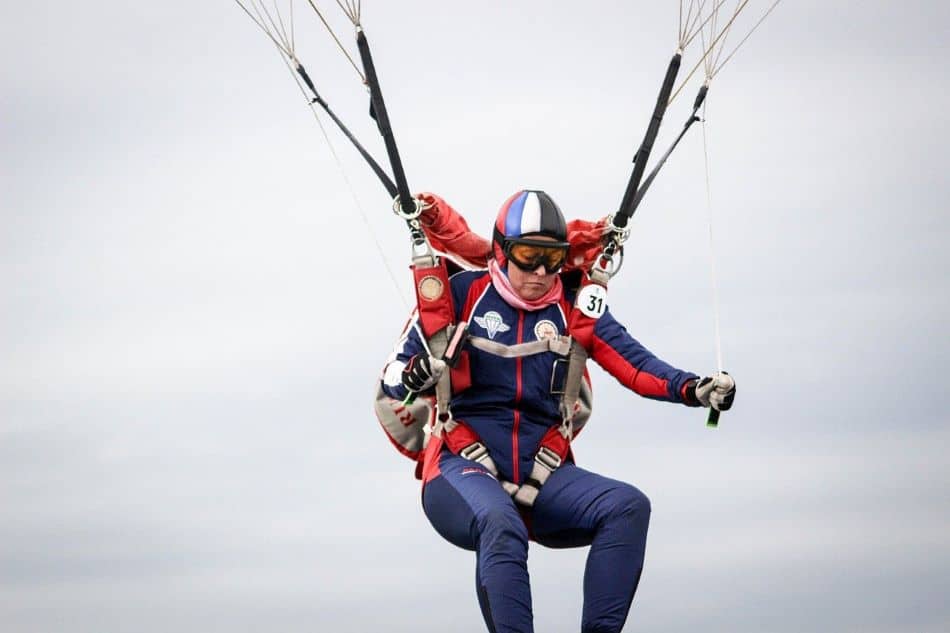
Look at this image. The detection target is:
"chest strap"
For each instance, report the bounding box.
[467,335,572,358]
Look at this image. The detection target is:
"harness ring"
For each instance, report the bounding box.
[393,195,425,220]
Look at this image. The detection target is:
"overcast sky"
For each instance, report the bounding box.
[2,2,948,632]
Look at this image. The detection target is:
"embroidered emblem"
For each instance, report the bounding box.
[534,319,558,341]
[474,311,511,340]
[418,275,444,301]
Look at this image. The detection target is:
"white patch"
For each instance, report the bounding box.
[534,319,558,341]
[474,311,511,340]
[577,284,608,318]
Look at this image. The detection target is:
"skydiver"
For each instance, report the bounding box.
[380,190,736,633]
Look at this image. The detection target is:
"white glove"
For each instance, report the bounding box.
[694,372,736,411]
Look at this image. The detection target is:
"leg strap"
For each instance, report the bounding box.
[446,422,572,507]
[458,442,520,497]
[512,445,564,506]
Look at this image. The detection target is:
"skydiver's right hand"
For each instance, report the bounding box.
[401,354,446,393]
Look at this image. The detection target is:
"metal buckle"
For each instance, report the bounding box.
[605,214,631,244]
[592,247,624,279]
[460,442,488,463]
[535,446,562,471]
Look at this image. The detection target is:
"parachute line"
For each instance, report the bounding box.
[334,0,361,26]
[234,0,292,57]
[710,0,783,78]
[630,81,707,211]
[305,1,365,81]
[669,0,751,105]
[680,0,732,51]
[259,1,294,54]
[279,49,409,307]
[308,102,410,309]
[233,0,397,196]
[236,1,407,307]
[681,0,708,47]
[273,2,293,55]
[701,103,725,427]
[672,0,783,103]
[700,105,723,375]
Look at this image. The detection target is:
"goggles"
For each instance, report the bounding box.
[504,238,570,273]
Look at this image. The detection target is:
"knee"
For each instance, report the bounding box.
[612,484,651,522]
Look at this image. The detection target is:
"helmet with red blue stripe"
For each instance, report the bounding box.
[491,190,569,264]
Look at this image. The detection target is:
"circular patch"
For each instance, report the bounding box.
[534,319,558,341]
[418,275,444,301]
[577,284,607,318]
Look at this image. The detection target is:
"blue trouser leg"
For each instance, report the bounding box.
[532,464,651,633]
[423,454,650,633]
[422,452,533,633]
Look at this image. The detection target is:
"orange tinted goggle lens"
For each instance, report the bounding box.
[507,242,568,272]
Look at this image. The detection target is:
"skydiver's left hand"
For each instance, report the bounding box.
[692,372,736,411]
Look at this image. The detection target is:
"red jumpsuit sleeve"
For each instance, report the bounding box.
[590,309,699,404]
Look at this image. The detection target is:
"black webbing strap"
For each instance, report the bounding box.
[615,52,683,230]
[354,29,415,216]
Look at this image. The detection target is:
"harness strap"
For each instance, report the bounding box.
[440,420,519,495]
[512,424,572,506]
[443,419,574,507]
[420,267,603,506]
[431,323,473,439]
[510,272,605,505]
[559,340,589,425]
[467,335,572,358]
[433,357,453,425]
[412,253,454,340]
[460,442,520,497]
[408,251,462,446]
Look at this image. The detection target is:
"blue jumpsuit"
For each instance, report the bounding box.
[382,270,699,633]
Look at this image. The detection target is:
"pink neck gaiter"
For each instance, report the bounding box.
[488,259,562,311]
